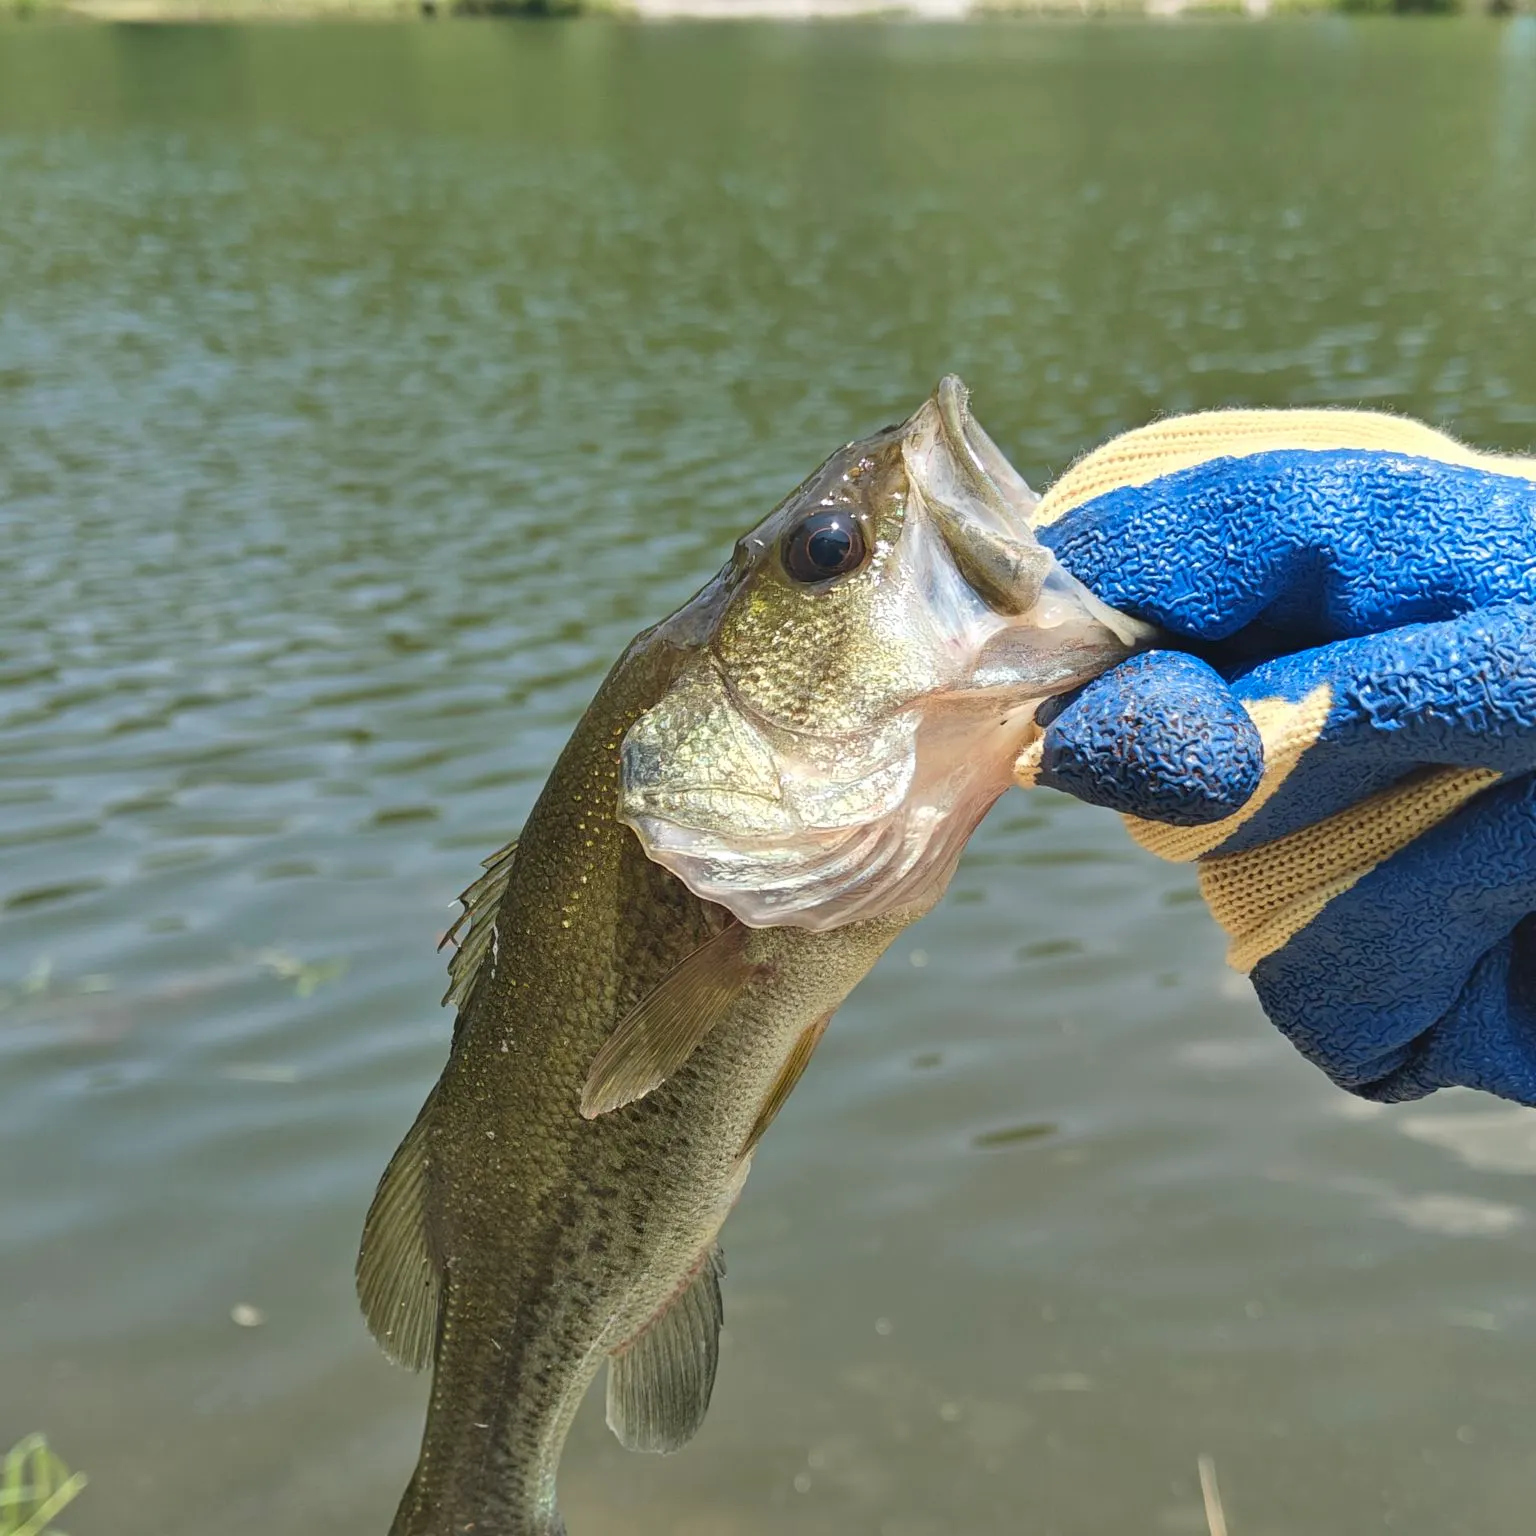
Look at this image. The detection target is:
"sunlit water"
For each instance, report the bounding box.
[4,19,1536,1535]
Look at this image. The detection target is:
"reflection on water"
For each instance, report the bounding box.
[3,19,1536,1536]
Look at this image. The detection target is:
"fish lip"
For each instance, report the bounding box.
[911,377,1152,694]
[933,374,1040,526]
[967,626,1151,701]
[900,377,1059,622]
[923,374,1160,656]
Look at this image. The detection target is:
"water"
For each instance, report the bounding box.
[4,18,1536,1535]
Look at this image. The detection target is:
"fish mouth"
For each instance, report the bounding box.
[905,374,1156,701]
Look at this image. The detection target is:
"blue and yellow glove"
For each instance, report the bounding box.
[1014,410,1536,1104]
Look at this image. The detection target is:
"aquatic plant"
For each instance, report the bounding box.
[0,1437,87,1536]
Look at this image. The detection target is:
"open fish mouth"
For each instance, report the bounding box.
[909,375,1151,681]
[618,377,1153,932]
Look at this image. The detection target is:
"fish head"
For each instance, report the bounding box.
[619,376,1153,931]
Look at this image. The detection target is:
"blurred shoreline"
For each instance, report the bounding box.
[4,0,1524,18]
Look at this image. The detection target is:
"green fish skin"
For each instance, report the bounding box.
[357,377,1147,1536]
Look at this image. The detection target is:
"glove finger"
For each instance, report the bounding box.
[1249,773,1536,1101]
[1017,651,1264,825]
[1216,603,1536,853]
[1036,450,1536,645]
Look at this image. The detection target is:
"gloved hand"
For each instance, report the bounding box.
[1013,409,1536,1104]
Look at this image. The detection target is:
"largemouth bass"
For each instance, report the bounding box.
[358,377,1149,1536]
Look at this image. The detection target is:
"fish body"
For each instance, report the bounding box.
[358,379,1148,1536]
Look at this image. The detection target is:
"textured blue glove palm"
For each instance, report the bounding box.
[1015,411,1536,1104]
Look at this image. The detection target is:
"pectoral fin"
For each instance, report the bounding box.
[581,923,760,1118]
[355,1089,441,1371]
[741,1009,833,1156]
[606,1245,726,1454]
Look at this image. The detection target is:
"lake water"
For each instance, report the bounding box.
[4,17,1536,1536]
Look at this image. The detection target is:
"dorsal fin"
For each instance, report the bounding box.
[440,835,519,1011]
[741,1009,833,1157]
[356,1089,441,1371]
[606,1245,726,1454]
[581,923,760,1119]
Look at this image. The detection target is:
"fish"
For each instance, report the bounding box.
[356,376,1151,1536]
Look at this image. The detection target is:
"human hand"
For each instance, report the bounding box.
[1014,409,1536,1104]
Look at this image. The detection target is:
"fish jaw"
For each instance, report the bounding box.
[619,378,1150,932]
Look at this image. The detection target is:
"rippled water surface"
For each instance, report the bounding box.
[5,19,1536,1535]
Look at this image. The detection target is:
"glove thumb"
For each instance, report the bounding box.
[1016,651,1265,826]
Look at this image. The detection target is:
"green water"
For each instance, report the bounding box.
[4,18,1536,1536]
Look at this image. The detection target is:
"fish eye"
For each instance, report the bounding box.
[781,511,868,585]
